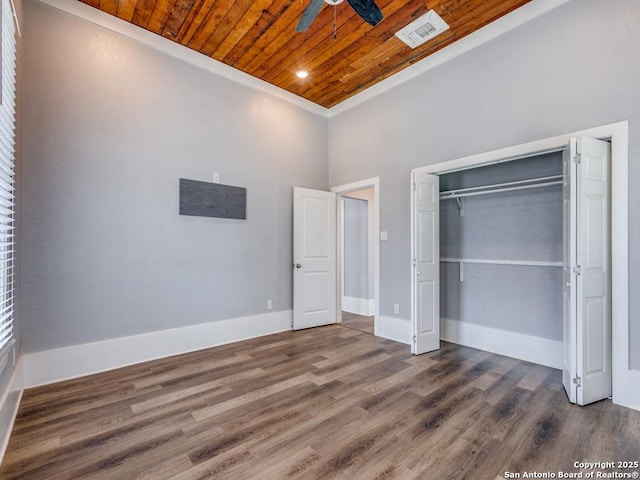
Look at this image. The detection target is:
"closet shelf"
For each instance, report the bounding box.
[441,257,563,267]
[440,175,563,200]
[440,257,562,282]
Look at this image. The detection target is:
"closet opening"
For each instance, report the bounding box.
[411,123,628,407]
[438,152,565,368]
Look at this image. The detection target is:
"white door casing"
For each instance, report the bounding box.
[331,177,381,336]
[412,172,440,354]
[563,137,612,406]
[293,187,337,330]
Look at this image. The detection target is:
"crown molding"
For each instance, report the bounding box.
[38,0,570,119]
[37,0,330,117]
[327,0,571,117]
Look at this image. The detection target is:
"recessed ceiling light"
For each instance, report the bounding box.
[296,70,309,79]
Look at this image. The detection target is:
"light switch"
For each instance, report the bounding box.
[380,231,388,241]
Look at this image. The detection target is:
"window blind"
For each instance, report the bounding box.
[0,0,17,356]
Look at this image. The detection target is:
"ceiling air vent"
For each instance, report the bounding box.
[395,10,449,49]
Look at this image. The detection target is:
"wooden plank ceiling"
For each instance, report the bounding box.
[80,0,532,108]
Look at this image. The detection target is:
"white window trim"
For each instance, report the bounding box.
[0,0,18,362]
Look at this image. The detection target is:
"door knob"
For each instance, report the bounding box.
[295,263,302,269]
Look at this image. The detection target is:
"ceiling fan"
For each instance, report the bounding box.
[296,0,384,33]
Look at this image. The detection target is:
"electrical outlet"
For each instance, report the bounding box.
[213,172,220,183]
[267,300,273,310]
[380,231,388,241]
[393,304,400,314]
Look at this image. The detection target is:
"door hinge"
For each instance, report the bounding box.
[413,335,417,343]
[572,265,581,275]
[413,183,416,191]
[573,376,582,387]
[574,153,582,164]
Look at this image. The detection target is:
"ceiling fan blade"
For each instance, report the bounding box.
[346,0,383,27]
[296,0,326,32]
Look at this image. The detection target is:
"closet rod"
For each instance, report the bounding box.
[440,175,562,200]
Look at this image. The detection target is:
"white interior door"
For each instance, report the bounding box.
[293,187,337,330]
[563,137,611,406]
[412,172,440,354]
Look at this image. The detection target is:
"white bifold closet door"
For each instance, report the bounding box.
[562,137,611,406]
[293,187,337,330]
[411,172,440,354]
[412,137,611,406]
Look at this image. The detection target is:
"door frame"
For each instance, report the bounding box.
[411,121,630,408]
[331,178,381,336]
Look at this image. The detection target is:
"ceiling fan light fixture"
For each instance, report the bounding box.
[295,0,383,33]
[296,70,309,79]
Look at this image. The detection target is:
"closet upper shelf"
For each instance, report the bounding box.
[439,174,563,200]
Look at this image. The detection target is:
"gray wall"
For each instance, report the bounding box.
[17,0,640,370]
[328,0,640,368]
[20,0,328,353]
[440,154,563,340]
[343,197,369,300]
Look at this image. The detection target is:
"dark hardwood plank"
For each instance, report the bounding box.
[2,325,638,479]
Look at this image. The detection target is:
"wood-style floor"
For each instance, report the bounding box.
[2,325,639,479]
[341,311,374,335]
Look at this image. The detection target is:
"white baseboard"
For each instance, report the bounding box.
[620,369,640,411]
[0,356,24,466]
[379,315,411,345]
[342,296,374,316]
[16,308,640,412]
[629,371,640,410]
[441,318,563,369]
[23,310,292,388]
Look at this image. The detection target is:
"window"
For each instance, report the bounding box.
[0,0,17,357]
